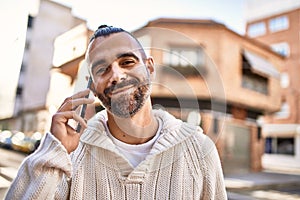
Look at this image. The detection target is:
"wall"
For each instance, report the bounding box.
[22,0,82,111]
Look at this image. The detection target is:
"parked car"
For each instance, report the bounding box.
[11,131,42,154]
[0,130,13,149]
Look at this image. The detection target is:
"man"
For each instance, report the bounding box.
[5,25,227,199]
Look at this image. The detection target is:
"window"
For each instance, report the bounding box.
[242,55,268,94]
[16,86,23,96]
[269,16,289,32]
[265,137,295,155]
[163,47,206,76]
[274,102,290,119]
[247,22,266,37]
[280,72,290,88]
[271,42,289,57]
[164,48,204,67]
[27,15,34,28]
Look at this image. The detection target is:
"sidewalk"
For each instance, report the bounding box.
[225,171,300,191]
[225,171,300,200]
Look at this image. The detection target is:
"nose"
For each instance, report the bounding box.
[109,62,126,84]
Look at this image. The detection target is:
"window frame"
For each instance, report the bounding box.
[268,15,289,33]
[265,136,295,156]
[247,22,266,37]
[241,54,269,95]
[162,46,206,77]
[271,42,290,57]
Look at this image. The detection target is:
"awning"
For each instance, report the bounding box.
[262,124,300,137]
[243,50,280,79]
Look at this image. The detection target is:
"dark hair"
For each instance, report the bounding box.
[89,25,147,60]
[89,25,124,43]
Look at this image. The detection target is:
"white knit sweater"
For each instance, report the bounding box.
[5,110,227,200]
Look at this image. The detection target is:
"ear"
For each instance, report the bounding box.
[89,81,97,97]
[146,56,155,79]
[85,76,96,96]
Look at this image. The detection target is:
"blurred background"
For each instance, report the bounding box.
[1,0,300,199]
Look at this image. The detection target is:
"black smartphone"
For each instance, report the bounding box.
[76,77,93,133]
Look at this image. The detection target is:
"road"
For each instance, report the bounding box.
[0,148,28,199]
[226,172,300,200]
[228,186,300,200]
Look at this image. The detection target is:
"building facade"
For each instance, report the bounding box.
[132,18,283,174]
[0,0,84,136]
[245,0,300,173]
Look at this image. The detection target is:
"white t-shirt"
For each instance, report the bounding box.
[104,119,162,168]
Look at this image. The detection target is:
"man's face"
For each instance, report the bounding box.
[87,32,154,118]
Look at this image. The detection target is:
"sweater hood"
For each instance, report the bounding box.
[80,109,201,155]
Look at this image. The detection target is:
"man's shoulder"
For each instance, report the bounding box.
[181,122,212,147]
[153,109,207,138]
[86,110,107,130]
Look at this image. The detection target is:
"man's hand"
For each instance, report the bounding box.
[50,89,94,153]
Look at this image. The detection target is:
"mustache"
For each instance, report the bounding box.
[104,78,140,95]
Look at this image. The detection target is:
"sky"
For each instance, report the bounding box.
[70,0,246,34]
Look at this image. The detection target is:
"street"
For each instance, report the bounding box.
[1,147,300,200]
[226,172,300,200]
[227,186,300,200]
[0,148,27,199]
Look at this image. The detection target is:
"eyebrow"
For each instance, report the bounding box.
[116,52,140,61]
[91,52,140,72]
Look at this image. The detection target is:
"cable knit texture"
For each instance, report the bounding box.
[5,109,227,200]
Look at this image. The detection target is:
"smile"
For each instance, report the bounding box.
[110,85,135,95]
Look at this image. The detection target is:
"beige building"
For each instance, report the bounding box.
[245,0,300,173]
[0,0,84,135]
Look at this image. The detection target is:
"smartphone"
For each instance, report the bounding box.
[76,77,93,133]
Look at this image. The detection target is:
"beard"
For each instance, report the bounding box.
[96,78,151,118]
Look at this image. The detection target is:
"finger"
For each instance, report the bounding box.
[66,124,77,135]
[74,97,94,107]
[71,89,90,99]
[58,89,91,110]
[54,111,88,133]
[72,105,80,112]
[72,111,87,128]
[58,97,72,110]
[52,111,72,125]
[59,96,94,112]
[71,98,94,111]
[52,110,83,123]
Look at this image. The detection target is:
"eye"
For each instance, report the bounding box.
[94,66,109,76]
[120,59,136,67]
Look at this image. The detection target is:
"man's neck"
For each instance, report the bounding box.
[106,102,158,144]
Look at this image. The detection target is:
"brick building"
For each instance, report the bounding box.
[131,18,283,174]
[245,0,300,173]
